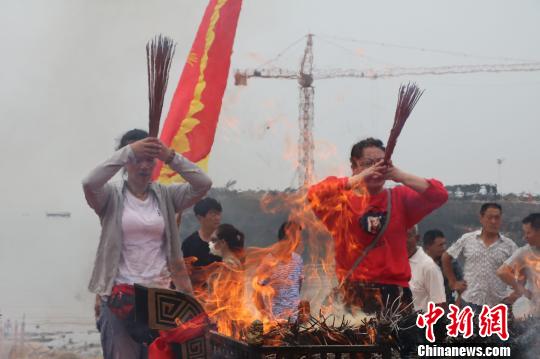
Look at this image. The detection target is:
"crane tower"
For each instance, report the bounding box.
[234,35,540,188]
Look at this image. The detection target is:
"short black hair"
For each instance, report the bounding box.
[480,202,502,216]
[117,129,149,150]
[277,221,302,241]
[216,223,244,253]
[422,229,445,249]
[350,137,385,169]
[523,213,540,230]
[193,197,222,217]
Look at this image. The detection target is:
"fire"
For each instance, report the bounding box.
[519,255,540,314]
[313,139,338,162]
[283,134,299,168]
[186,181,376,343]
[523,255,540,283]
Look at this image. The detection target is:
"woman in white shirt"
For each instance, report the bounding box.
[83,129,211,359]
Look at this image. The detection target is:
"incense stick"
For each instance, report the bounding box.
[384,82,424,164]
[146,34,176,137]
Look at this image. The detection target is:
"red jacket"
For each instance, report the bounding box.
[307,177,448,287]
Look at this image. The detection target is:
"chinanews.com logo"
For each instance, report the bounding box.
[415,302,511,357]
[418,345,511,357]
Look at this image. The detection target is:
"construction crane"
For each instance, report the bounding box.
[234,34,540,188]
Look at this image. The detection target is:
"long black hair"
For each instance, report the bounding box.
[216,224,245,254]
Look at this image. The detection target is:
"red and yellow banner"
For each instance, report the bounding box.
[153,0,243,184]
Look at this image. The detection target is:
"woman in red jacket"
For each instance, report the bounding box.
[308,137,448,314]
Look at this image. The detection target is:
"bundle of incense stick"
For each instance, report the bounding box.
[146,34,176,137]
[383,82,424,164]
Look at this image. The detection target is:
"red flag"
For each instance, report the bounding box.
[153,0,243,184]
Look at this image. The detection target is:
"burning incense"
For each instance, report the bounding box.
[383,82,424,164]
[146,34,176,137]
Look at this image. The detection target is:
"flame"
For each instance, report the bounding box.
[313,139,338,162]
[282,134,299,169]
[186,180,381,342]
[521,254,540,301]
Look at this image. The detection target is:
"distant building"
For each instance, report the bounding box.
[446,183,497,200]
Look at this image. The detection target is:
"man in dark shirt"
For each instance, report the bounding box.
[182,197,223,267]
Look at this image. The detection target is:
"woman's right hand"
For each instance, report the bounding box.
[347,160,386,189]
[129,137,161,159]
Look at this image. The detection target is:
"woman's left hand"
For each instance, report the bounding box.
[155,139,174,162]
[384,160,430,193]
[383,160,405,183]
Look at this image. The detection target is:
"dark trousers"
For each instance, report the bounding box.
[339,281,416,357]
[97,301,149,359]
[340,280,413,315]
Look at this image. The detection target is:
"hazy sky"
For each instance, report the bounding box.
[1,0,539,319]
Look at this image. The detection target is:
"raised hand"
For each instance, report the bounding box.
[129,137,162,159]
[348,159,386,189]
[383,160,430,193]
[383,160,404,182]
[155,139,175,162]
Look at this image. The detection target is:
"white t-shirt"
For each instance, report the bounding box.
[409,247,446,312]
[115,190,170,288]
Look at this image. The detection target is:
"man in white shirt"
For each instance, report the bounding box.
[407,226,446,312]
[497,213,540,316]
[423,229,463,306]
[442,203,517,310]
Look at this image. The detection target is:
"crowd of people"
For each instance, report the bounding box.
[407,203,540,320]
[83,130,540,358]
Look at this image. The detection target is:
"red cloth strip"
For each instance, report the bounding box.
[148,313,208,359]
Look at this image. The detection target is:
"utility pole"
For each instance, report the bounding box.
[496,158,505,196]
